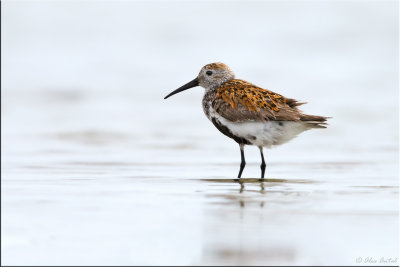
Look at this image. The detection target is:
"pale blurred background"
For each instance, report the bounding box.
[2,0,398,265]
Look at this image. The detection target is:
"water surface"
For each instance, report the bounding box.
[2,1,398,265]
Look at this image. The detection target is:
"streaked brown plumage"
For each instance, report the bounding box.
[214,79,327,125]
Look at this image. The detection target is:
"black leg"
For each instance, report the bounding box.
[237,144,246,178]
[259,146,266,179]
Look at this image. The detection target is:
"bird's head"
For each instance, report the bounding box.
[198,63,235,90]
[164,62,235,99]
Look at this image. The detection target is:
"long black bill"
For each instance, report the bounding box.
[164,78,199,99]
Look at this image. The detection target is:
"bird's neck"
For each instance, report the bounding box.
[205,78,234,91]
[202,88,218,120]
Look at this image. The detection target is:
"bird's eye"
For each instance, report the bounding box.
[206,70,213,76]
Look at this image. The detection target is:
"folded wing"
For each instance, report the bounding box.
[212,79,328,127]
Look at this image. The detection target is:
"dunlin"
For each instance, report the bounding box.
[164,63,328,179]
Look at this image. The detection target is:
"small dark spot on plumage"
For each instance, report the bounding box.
[248,135,257,140]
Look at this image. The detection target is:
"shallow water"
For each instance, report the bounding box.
[2,1,399,265]
[2,90,398,265]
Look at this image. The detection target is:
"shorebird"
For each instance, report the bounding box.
[164,63,328,179]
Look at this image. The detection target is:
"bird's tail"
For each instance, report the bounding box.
[300,114,330,129]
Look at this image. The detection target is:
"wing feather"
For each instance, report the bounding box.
[212,79,304,122]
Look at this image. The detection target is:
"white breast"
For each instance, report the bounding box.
[209,107,310,147]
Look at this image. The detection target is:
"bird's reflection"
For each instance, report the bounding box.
[201,177,314,208]
[235,179,266,208]
[235,179,265,194]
